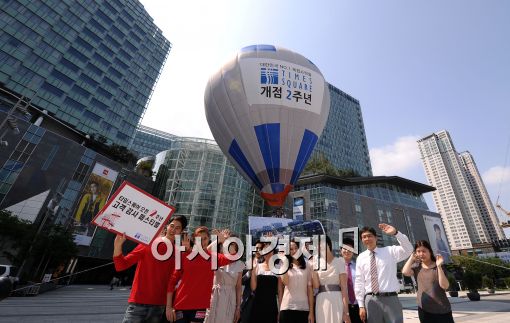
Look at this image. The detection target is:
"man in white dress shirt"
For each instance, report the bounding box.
[354,223,413,323]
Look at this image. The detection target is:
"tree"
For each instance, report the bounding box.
[482,275,495,290]
[303,152,359,177]
[447,273,459,291]
[0,210,35,266]
[0,210,77,280]
[30,225,78,277]
[451,255,510,281]
[463,270,482,292]
[87,134,138,166]
[136,160,154,177]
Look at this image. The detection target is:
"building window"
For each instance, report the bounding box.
[68,47,88,63]
[41,82,64,97]
[60,57,80,72]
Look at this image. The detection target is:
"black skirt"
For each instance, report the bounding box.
[248,275,279,323]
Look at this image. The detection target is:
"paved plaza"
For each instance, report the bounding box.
[0,285,128,323]
[401,291,510,323]
[0,285,509,322]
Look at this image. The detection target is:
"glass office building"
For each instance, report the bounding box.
[0,0,171,146]
[291,175,439,251]
[130,125,176,158]
[312,84,372,176]
[151,137,264,234]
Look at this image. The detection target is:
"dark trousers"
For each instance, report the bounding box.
[347,304,363,323]
[175,309,207,323]
[122,303,164,323]
[279,310,309,323]
[418,307,454,323]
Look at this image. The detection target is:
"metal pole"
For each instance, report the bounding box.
[17,208,52,280]
[0,95,30,145]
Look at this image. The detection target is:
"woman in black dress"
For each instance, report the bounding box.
[249,242,283,323]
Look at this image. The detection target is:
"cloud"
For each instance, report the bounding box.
[370,136,422,176]
[482,166,510,185]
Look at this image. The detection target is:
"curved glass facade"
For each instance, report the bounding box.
[151,137,264,233]
[131,125,175,158]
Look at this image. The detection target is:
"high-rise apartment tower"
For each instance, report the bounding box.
[459,151,505,241]
[418,130,503,250]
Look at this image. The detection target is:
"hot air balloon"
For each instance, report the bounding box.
[204,45,330,207]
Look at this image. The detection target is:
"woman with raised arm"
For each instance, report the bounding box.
[402,240,454,323]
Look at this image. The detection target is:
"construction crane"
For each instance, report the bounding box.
[496,204,510,228]
[495,135,510,229]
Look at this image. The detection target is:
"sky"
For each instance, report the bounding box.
[139,0,510,237]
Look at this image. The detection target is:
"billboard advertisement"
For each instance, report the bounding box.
[423,215,451,263]
[92,181,175,246]
[248,216,325,243]
[293,197,304,220]
[73,163,118,246]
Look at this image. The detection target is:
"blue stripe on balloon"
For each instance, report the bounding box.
[254,123,280,185]
[228,140,263,190]
[241,44,277,52]
[291,129,319,185]
[271,183,285,194]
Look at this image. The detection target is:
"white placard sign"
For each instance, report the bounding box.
[92,181,175,246]
[239,58,325,114]
[42,274,52,283]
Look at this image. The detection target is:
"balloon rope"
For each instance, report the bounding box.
[454,255,510,271]
[11,261,115,292]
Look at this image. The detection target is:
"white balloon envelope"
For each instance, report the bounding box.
[205,45,330,206]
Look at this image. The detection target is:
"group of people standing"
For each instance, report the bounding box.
[112,215,454,323]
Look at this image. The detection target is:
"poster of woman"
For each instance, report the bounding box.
[73,163,118,246]
[423,214,451,263]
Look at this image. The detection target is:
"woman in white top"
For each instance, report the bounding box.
[313,236,350,323]
[280,240,314,323]
[205,235,245,323]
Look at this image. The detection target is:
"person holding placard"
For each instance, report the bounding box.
[114,215,188,323]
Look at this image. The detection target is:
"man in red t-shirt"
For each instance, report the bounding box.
[165,226,233,323]
[114,215,187,323]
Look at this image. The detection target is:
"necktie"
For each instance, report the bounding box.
[347,262,356,304]
[370,250,379,294]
